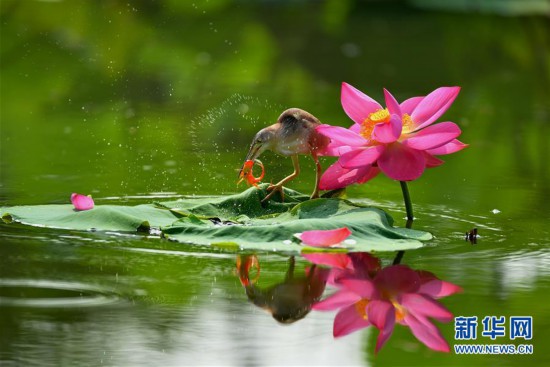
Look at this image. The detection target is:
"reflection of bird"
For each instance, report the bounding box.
[237,255,328,324]
[240,108,330,202]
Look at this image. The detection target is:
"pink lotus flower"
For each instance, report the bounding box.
[312,261,462,353]
[296,227,352,247]
[71,193,94,211]
[317,83,467,189]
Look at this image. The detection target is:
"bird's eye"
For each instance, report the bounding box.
[256,139,263,144]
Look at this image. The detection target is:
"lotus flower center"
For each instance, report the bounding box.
[354,299,370,320]
[369,108,390,124]
[360,108,390,140]
[401,113,414,134]
[391,300,407,322]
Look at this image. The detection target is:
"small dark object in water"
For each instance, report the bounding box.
[466,228,478,244]
[209,217,236,226]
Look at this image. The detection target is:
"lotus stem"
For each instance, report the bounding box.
[394,182,414,265]
[400,181,414,221]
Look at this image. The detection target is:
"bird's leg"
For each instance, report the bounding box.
[262,155,300,202]
[310,153,322,199]
[285,256,295,281]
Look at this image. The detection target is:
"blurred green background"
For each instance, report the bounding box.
[2,0,548,205]
[1,1,549,366]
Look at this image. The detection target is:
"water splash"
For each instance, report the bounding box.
[188,94,284,193]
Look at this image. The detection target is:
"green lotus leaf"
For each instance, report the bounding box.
[1,184,432,253]
[158,184,431,253]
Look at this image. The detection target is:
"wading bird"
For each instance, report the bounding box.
[239,108,330,202]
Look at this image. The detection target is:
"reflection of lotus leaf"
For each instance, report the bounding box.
[1,185,432,254]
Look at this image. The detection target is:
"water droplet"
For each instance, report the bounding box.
[341,42,361,58]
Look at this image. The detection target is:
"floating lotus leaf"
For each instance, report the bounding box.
[1,185,432,253]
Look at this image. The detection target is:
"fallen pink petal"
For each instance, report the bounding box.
[71,193,94,211]
[298,227,352,247]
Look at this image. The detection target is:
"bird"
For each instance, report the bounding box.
[239,108,330,202]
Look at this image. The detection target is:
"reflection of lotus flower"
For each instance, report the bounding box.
[302,252,380,285]
[71,193,94,211]
[317,83,466,189]
[296,227,352,247]
[309,254,461,353]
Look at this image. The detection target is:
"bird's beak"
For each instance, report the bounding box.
[239,143,262,177]
[245,142,263,162]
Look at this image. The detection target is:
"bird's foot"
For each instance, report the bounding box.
[261,184,285,203]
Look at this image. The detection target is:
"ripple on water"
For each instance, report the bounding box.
[0,279,122,308]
